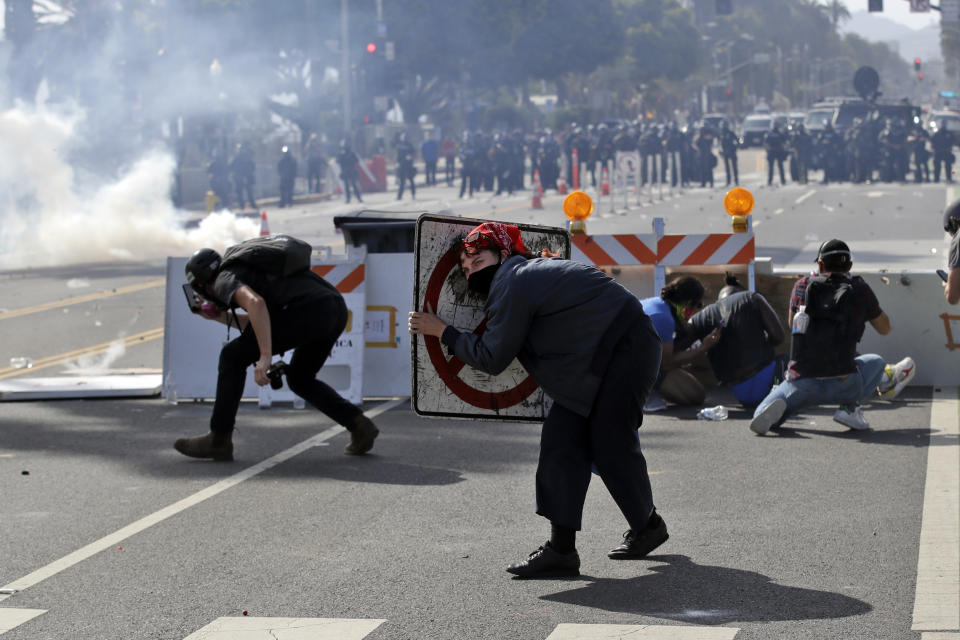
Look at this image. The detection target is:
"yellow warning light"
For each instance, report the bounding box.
[724,187,754,217]
[563,190,594,222]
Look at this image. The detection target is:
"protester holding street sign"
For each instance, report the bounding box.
[409,221,668,579]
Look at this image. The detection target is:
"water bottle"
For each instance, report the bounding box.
[792,304,809,334]
[697,405,729,421]
[9,357,33,369]
[164,372,178,405]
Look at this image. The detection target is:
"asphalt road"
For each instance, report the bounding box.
[0,154,957,639]
[0,387,937,639]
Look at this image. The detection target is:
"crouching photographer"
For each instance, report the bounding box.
[177,234,379,461]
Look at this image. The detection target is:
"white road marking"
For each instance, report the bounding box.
[0,399,406,605]
[794,189,816,205]
[912,387,960,631]
[867,191,885,198]
[545,624,739,639]
[182,617,385,640]
[773,208,784,215]
[921,633,960,639]
[0,609,46,635]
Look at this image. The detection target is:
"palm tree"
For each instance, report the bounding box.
[815,0,851,32]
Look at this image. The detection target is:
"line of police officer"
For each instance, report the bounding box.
[454,116,958,197]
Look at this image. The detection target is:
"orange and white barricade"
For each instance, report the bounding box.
[569,217,755,297]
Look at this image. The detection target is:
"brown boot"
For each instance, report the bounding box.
[174,432,233,461]
[345,414,379,455]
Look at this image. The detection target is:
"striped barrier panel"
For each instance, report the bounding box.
[657,232,755,266]
[570,233,658,266]
[568,221,756,296]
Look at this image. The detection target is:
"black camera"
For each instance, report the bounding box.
[266,362,287,390]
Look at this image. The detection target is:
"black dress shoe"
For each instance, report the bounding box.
[608,512,669,559]
[506,542,580,578]
[173,432,233,461]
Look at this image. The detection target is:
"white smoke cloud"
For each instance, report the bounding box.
[0,106,259,271]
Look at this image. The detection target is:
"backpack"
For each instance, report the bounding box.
[220,234,312,278]
[789,274,859,377]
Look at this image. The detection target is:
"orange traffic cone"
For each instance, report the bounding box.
[531,170,543,209]
[557,173,568,195]
[601,166,610,196]
[259,211,270,236]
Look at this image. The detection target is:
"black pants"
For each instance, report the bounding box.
[342,175,362,202]
[279,178,294,207]
[724,154,739,185]
[535,318,661,532]
[767,154,785,185]
[424,160,437,186]
[234,176,255,209]
[397,170,416,199]
[934,156,953,183]
[210,297,361,434]
[444,156,455,185]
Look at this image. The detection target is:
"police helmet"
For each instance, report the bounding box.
[185,248,221,291]
[944,198,960,235]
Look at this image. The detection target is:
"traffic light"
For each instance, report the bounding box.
[869,0,883,11]
[918,73,924,81]
[914,58,922,72]
[365,42,377,54]
[716,0,733,15]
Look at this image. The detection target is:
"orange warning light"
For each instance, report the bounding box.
[724,187,754,217]
[563,190,594,222]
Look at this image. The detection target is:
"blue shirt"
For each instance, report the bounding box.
[421,140,439,162]
[639,296,677,343]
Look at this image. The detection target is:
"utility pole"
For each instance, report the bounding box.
[942,0,960,87]
[341,0,351,133]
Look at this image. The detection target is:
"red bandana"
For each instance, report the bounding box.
[463,222,528,255]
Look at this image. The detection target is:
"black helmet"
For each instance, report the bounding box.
[944,198,960,235]
[185,248,221,290]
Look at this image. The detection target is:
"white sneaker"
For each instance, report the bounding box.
[750,398,786,435]
[833,405,870,430]
[643,392,667,413]
[877,357,916,399]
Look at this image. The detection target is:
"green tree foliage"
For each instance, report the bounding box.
[619,0,704,84]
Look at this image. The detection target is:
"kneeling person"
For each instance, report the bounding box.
[684,274,785,406]
[640,277,719,411]
[749,240,914,435]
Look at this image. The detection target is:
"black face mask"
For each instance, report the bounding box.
[467,261,501,297]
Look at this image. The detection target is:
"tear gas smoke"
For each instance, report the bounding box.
[0,106,259,271]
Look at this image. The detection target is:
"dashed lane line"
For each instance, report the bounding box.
[0,398,407,610]
[794,189,816,205]
[182,617,386,640]
[911,387,960,632]
[545,624,739,639]
[0,609,45,635]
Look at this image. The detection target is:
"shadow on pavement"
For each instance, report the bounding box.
[540,554,872,624]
